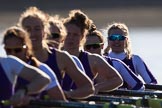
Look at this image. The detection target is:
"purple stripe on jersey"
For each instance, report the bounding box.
[104,56,144,90]
[78,51,94,80]
[44,49,62,84]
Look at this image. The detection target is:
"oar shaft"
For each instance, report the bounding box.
[0,99,103,108]
[30,100,104,108]
[145,84,162,90]
[76,95,162,108]
[99,89,162,98]
[30,99,137,108]
[82,95,137,105]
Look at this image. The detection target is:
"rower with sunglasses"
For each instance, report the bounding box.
[18,7,94,100]
[63,9,123,94]
[85,27,145,90]
[3,26,67,102]
[104,22,157,85]
[0,28,51,108]
[47,15,87,91]
[4,45,27,54]
[47,16,66,50]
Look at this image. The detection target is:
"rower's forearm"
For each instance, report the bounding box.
[95,77,123,93]
[27,75,51,95]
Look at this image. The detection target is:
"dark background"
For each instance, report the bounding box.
[0,0,162,29]
[1,0,162,11]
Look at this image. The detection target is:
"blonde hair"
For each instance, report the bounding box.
[104,22,132,59]
[47,15,67,40]
[18,6,51,53]
[47,15,67,49]
[18,6,48,29]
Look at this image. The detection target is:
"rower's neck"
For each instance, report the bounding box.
[34,48,49,62]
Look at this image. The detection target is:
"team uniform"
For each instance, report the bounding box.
[78,51,94,81]
[104,56,144,90]
[15,60,59,99]
[44,48,85,91]
[107,52,157,84]
[0,55,27,108]
[71,55,85,72]
[62,55,86,90]
[78,51,144,90]
[44,49,62,84]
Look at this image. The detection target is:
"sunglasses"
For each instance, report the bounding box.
[5,45,26,54]
[85,43,103,50]
[51,33,60,39]
[108,34,126,41]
